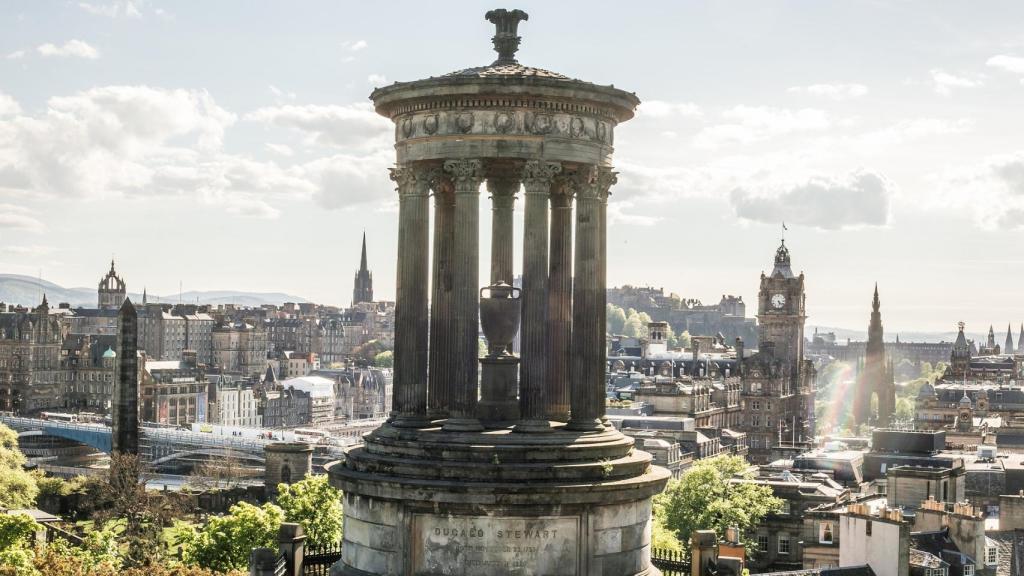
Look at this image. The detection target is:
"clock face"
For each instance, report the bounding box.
[771,293,787,309]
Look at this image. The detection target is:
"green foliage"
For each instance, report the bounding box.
[0,423,38,509]
[895,397,915,421]
[654,455,781,557]
[0,512,39,575]
[607,304,627,335]
[621,309,653,338]
[650,513,682,553]
[676,330,692,349]
[275,474,344,549]
[177,502,284,572]
[373,350,394,368]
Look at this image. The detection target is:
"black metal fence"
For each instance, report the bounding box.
[302,543,344,576]
[650,547,690,576]
[273,553,287,576]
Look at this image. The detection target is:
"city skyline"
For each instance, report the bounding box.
[2,1,1024,331]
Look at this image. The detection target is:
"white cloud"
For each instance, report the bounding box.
[37,40,100,60]
[694,106,831,148]
[1,245,55,256]
[637,100,703,118]
[0,93,20,117]
[78,1,142,18]
[851,117,974,150]
[730,171,892,230]
[607,200,659,226]
[986,54,1024,75]
[931,151,1024,229]
[305,150,393,210]
[929,69,982,96]
[265,143,294,157]
[245,103,391,150]
[0,204,44,232]
[347,40,368,52]
[268,85,296,101]
[6,50,25,60]
[367,74,387,85]
[787,83,868,100]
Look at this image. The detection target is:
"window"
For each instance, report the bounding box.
[781,501,791,515]
[865,520,872,536]
[987,544,998,565]
[758,534,769,552]
[752,400,761,410]
[963,565,974,576]
[752,416,761,427]
[778,533,790,555]
[819,522,834,544]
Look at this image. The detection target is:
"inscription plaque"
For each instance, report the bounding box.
[412,514,579,576]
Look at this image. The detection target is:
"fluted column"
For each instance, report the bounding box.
[442,159,485,432]
[567,166,616,432]
[487,176,518,286]
[428,176,455,420]
[545,180,573,422]
[388,165,432,428]
[514,160,561,433]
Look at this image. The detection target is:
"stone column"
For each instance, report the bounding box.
[388,165,432,428]
[567,166,615,432]
[442,159,485,432]
[427,177,455,420]
[514,160,560,433]
[487,176,518,286]
[545,181,573,422]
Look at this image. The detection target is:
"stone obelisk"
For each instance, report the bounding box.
[112,297,139,455]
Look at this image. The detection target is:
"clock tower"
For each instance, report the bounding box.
[757,240,806,380]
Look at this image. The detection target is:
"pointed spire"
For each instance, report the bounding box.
[360,230,368,271]
[1007,323,1015,356]
[872,283,880,312]
[142,287,147,305]
[1018,323,1024,354]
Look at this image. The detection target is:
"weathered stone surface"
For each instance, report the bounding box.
[412,515,578,576]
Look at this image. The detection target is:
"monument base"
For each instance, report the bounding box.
[329,424,670,576]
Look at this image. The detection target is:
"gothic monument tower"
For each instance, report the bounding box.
[352,232,373,305]
[329,9,668,575]
[757,240,807,385]
[854,285,895,425]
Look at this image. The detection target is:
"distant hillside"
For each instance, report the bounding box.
[809,325,983,344]
[0,274,308,308]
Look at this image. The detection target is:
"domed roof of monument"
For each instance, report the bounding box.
[370,9,640,122]
[102,346,116,359]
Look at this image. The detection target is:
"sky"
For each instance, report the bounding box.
[1,1,1024,334]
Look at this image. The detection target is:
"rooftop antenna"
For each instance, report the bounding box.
[179,280,182,306]
[781,221,788,245]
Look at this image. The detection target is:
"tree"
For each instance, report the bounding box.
[177,502,284,572]
[0,512,38,575]
[0,423,38,509]
[655,455,781,558]
[895,397,915,421]
[188,451,245,491]
[607,304,627,335]
[91,453,181,567]
[275,474,343,549]
[373,350,393,368]
[676,330,692,349]
[650,513,682,553]
[918,361,933,379]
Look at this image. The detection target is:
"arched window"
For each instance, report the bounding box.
[281,464,292,485]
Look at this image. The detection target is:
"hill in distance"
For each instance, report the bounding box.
[0,274,308,308]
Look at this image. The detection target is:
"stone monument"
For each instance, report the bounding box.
[265,442,314,495]
[328,9,669,575]
[112,297,138,455]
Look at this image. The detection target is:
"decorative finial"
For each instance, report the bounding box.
[485,8,529,65]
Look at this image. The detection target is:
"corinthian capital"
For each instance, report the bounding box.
[520,160,561,194]
[390,164,435,198]
[596,166,618,201]
[442,159,484,190]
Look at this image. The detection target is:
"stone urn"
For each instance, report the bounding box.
[479,282,521,357]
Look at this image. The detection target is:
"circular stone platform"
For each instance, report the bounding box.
[329,423,670,576]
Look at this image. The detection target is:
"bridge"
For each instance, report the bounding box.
[0,415,351,472]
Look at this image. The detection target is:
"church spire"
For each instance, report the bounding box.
[1018,323,1024,354]
[872,283,880,313]
[1007,323,1015,356]
[360,230,368,272]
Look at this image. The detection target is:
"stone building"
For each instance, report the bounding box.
[140,355,209,425]
[352,232,373,306]
[97,260,126,310]
[61,334,116,412]
[137,303,187,361]
[0,297,64,413]
[212,320,268,377]
[261,386,313,428]
[207,375,261,427]
[739,241,816,462]
[607,285,758,345]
